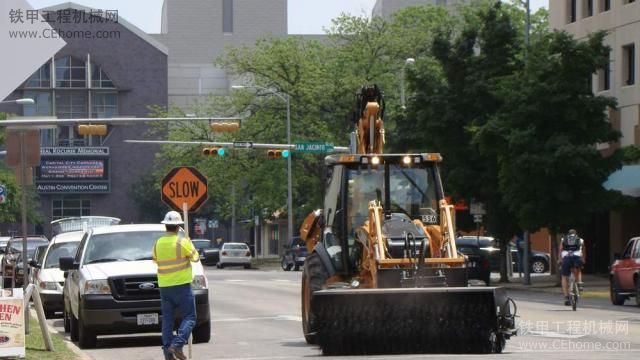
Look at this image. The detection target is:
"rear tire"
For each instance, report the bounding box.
[610,280,626,306]
[192,321,211,343]
[301,252,327,345]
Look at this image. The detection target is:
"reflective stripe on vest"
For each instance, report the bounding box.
[157,261,191,274]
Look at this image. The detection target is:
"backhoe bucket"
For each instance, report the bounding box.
[312,287,515,356]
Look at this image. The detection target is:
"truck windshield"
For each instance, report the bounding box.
[45,242,80,268]
[83,231,165,264]
[347,164,438,234]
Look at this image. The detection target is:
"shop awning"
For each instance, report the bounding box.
[603,165,640,197]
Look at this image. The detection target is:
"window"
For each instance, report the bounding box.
[598,50,611,91]
[600,0,610,11]
[269,224,278,255]
[568,0,577,23]
[584,0,593,17]
[90,63,114,88]
[52,198,91,220]
[223,0,233,33]
[25,63,51,88]
[91,93,118,118]
[622,44,635,86]
[55,56,86,88]
[55,92,88,119]
[22,91,51,116]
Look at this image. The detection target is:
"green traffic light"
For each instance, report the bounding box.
[217,148,225,156]
[282,150,289,158]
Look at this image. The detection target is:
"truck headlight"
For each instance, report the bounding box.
[191,275,207,290]
[39,281,58,291]
[83,280,111,295]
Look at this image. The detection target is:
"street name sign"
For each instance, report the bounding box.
[294,142,334,153]
[233,141,253,149]
[161,167,208,212]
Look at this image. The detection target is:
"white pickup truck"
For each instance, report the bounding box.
[60,224,211,348]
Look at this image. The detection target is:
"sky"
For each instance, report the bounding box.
[27,0,548,35]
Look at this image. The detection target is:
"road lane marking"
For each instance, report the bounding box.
[215,315,302,322]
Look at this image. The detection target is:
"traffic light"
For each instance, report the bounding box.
[202,147,225,157]
[266,149,289,159]
[77,124,108,136]
[209,122,240,132]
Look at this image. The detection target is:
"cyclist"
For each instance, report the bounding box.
[559,229,586,306]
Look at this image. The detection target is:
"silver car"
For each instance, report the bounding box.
[217,242,251,269]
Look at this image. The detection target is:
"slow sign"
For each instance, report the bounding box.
[161,167,208,212]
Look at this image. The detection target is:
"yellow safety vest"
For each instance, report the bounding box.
[153,233,199,288]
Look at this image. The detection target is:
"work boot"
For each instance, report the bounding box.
[168,346,187,360]
[564,296,571,306]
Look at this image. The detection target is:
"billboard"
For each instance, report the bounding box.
[35,147,110,194]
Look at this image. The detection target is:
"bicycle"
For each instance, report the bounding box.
[568,269,580,311]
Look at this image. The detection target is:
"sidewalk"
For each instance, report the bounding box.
[496,274,610,298]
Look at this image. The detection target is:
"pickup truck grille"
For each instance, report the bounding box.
[110,275,159,300]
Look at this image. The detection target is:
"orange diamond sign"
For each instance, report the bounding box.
[161,167,208,212]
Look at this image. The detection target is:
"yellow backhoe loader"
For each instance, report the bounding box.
[299,85,516,355]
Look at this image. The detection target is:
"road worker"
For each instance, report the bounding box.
[153,211,199,360]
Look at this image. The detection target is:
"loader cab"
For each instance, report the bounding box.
[322,154,444,274]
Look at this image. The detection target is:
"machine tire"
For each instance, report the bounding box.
[610,280,626,306]
[78,305,97,348]
[69,308,79,341]
[281,257,292,271]
[635,276,640,307]
[301,252,327,345]
[192,321,211,343]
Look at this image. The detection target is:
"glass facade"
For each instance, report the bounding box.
[52,198,91,220]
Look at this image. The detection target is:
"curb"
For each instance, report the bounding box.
[28,308,93,360]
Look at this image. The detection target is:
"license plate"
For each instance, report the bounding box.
[137,313,158,325]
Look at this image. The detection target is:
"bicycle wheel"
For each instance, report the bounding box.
[571,280,578,311]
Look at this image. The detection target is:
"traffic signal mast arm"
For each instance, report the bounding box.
[124,139,350,152]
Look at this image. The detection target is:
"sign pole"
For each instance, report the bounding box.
[181,202,193,360]
[19,131,29,332]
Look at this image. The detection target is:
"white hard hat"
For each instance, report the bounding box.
[161,211,184,225]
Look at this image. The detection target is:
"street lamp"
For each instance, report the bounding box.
[231,84,293,253]
[0,98,35,105]
[400,58,415,110]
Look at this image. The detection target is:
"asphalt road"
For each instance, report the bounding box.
[44,267,640,360]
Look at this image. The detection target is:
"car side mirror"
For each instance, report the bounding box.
[28,259,40,268]
[59,257,78,271]
[613,253,620,260]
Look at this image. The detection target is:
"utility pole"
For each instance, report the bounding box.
[523,0,532,286]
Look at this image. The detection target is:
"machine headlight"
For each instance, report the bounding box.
[39,281,58,291]
[83,280,111,295]
[191,275,207,290]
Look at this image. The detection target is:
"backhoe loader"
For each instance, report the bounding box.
[299,85,516,355]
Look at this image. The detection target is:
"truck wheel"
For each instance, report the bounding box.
[78,306,97,348]
[63,304,70,332]
[192,320,211,343]
[69,309,79,341]
[301,252,327,345]
[610,280,626,306]
[531,259,546,273]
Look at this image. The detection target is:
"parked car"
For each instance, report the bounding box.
[217,242,251,269]
[281,237,306,271]
[0,236,11,273]
[610,236,640,306]
[455,238,491,286]
[51,216,120,237]
[60,224,211,348]
[29,244,49,284]
[191,239,219,266]
[30,231,84,317]
[1,236,49,288]
[457,236,550,274]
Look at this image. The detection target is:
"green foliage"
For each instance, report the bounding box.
[476,30,621,232]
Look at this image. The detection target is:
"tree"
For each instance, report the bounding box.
[475,30,621,279]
